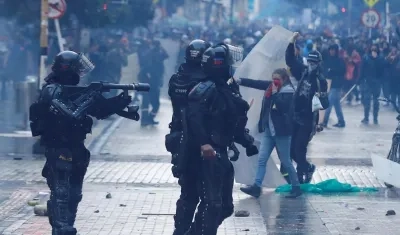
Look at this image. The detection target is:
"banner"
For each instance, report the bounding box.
[232,26,293,188]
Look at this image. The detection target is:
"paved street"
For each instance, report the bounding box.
[0,39,400,234]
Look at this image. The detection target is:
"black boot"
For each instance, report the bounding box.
[333,122,345,128]
[304,164,316,184]
[296,170,304,184]
[285,185,302,198]
[148,112,159,125]
[361,118,369,125]
[240,184,261,198]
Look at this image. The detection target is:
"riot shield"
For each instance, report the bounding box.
[232,26,293,188]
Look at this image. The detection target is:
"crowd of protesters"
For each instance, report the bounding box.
[171,20,400,128]
[1,14,400,131]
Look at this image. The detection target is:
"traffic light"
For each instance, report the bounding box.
[341,7,346,13]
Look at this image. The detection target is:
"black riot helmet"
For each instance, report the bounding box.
[51,51,95,85]
[185,39,211,64]
[201,43,243,82]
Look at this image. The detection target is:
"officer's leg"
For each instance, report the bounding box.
[218,159,234,226]
[141,93,150,126]
[187,157,224,235]
[68,147,90,226]
[362,85,372,123]
[42,158,55,227]
[149,86,161,124]
[174,165,199,235]
[372,84,380,124]
[45,148,77,235]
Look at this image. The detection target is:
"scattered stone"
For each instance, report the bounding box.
[34,204,48,216]
[27,198,40,206]
[94,210,99,213]
[234,210,250,217]
[355,227,360,230]
[357,207,365,211]
[106,193,112,199]
[119,204,126,207]
[13,157,22,160]
[386,210,396,216]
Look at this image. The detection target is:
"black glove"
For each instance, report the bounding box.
[108,93,132,111]
[89,93,131,120]
[246,145,258,157]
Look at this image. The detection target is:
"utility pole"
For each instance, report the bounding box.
[230,0,234,24]
[386,0,390,42]
[39,0,48,88]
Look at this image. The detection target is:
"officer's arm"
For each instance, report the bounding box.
[29,84,63,136]
[187,81,216,146]
[43,84,98,120]
[239,78,271,90]
[167,74,182,132]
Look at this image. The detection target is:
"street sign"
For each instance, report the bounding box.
[48,0,66,19]
[364,0,379,8]
[361,9,380,28]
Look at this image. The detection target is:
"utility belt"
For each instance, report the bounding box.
[165,131,182,154]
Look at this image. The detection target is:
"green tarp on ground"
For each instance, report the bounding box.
[275,179,378,193]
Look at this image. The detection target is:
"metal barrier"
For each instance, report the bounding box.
[15,76,38,130]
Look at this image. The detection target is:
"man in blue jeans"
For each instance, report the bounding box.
[322,44,346,128]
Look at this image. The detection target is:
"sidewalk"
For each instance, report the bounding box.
[0,102,399,234]
[2,38,400,234]
[1,186,267,235]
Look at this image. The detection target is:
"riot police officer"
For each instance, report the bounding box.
[185,44,258,235]
[166,39,210,235]
[29,51,132,235]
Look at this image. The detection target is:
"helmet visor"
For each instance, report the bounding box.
[76,53,95,77]
[226,44,243,67]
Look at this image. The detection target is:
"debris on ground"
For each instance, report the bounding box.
[234,210,250,217]
[27,198,40,206]
[386,210,396,216]
[34,204,48,216]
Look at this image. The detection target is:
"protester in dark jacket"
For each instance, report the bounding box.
[322,44,346,127]
[236,68,301,199]
[359,44,385,125]
[285,32,328,184]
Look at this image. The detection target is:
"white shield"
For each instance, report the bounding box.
[371,154,400,188]
[232,26,293,188]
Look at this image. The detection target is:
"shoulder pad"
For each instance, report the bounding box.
[188,81,216,100]
[39,84,63,103]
